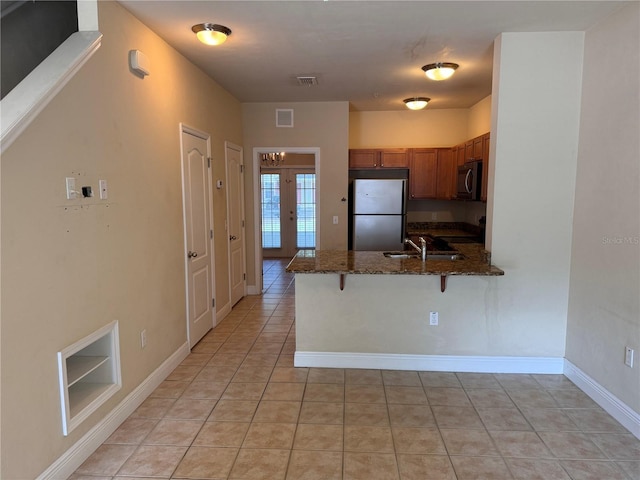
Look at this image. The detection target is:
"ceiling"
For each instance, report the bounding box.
[118,1,627,112]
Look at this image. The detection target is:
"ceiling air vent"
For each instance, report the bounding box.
[276,109,294,128]
[296,76,318,86]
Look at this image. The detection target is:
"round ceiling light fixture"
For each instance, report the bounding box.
[403,97,430,110]
[191,23,232,46]
[422,62,459,81]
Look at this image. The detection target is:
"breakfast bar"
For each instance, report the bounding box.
[286,246,505,371]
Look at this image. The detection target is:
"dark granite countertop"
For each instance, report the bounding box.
[286,248,504,276]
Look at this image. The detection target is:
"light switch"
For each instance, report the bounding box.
[99,179,108,199]
[66,177,77,199]
[333,216,339,225]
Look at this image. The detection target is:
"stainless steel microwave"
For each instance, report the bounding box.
[456,161,482,200]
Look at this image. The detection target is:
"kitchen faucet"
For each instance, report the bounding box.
[405,237,427,261]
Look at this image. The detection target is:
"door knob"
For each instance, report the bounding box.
[188,251,198,258]
[229,235,237,240]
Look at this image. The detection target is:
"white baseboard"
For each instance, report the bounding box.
[216,302,232,323]
[294,351,564,374]
[247,284,261,295]
[564,359,640,439]
[38,342,190,480]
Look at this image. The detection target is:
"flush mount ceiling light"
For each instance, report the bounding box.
[403,97,430,110]
[422,62,459,81]
[191,23,232,46]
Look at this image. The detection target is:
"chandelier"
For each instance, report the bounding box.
[261,152,285,166]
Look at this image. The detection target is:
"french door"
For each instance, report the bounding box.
[261,168,316,258]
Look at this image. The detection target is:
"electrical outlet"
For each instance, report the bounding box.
[429,311,439,326]
[625,346,634,368]
[141,329,147,349]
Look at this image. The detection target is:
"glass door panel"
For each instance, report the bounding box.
[261,168,316,258]
[295,172,316,249]
[261,173,281,249]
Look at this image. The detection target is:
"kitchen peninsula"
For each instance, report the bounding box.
[286,228,507,372]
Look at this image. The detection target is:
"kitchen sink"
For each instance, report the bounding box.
[428,253,464,260]
[383,251,419,258]
[383,251,464,260]
[435,235,483,244]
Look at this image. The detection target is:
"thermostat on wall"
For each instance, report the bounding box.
[129,50,150,76]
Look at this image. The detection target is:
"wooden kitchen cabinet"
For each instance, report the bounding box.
[349,148,409,169]
[473,136,484,158]
[481,132,490,202]
[436,148,455,199]
[409,148,454,200]
[456,142,467,166]
[409,148,437,199]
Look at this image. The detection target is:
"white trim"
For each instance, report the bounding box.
[294,351,564,374]
[216,302,232,323]
[564,359,640,439]
[38,342,190,480]
[252,147,320,292]
[1,31,102,154]
[224,141,247,306]
[179,124,216,344]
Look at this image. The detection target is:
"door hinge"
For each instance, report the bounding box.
[212,298,215,307]
[243,273,246,280]
[207,157,211,168]
[242,220,245,228]
[240,164,244,173]
[210,229,213,239]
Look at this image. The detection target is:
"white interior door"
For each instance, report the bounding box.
[226,142,246,306]
[181,127,215,347]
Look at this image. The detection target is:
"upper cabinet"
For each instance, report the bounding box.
[409,148,455,200]
[349,148,409,169]
[481,132,490,202]
[453,132,490,201]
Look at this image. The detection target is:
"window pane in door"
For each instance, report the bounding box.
[261,173,281,248]
[296,173,316,249]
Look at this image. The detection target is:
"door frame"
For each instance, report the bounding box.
[179,123,216,347]
[252,147,320,293]
[224,141,247,307]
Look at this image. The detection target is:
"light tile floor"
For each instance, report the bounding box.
[72,258,640,480]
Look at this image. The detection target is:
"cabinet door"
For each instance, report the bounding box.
[349,149,378,169]
[457,143,467,166]
[436,148,454,199]
[380,148,409,168]
[409,149,437,199]
[481,133,490,202]
[473,136,484,159]
[465,141,474,162]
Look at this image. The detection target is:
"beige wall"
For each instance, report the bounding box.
[485,31,584,358]
[349,109,469,148]
[566,3,640,412]
[0,2,241,477]
[468,95,492,139]
[242,102,349,289]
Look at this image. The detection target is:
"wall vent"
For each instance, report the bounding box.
[296,76,318,86]
[276,108,294,128]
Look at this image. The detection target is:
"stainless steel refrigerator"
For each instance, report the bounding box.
[352,179,406,250]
